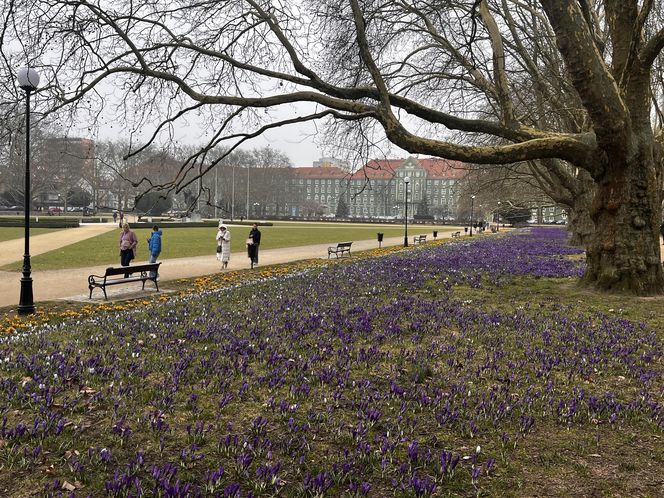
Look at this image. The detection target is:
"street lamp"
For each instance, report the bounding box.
[16,67,40,315]
[253,202,260,218]
[496,201,501,232]
[403,176,410,246]
[469,194,476,237]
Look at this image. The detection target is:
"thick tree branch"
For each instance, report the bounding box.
[478,0,517,126]
[540,0,630,157]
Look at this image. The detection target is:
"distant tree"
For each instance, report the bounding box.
[302,199,324,217]
[502,207,532,225]
[335,196,349,218]
[416,194,431,218]
[68,188,92,207]
[134,191,172,216]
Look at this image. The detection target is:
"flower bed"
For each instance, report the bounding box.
[0,228,661,496]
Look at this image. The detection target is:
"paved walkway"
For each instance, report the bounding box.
[0,224,467,308]
[0,223,117,266]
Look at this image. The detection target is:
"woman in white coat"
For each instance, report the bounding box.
[216,224,231,269]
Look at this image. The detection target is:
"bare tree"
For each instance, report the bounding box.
[4,0,664,293]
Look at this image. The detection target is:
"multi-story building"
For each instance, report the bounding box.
[285,156,465,220]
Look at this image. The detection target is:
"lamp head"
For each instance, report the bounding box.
[17,67,40,92]
[404,176,411,184]
[471,195,476,199]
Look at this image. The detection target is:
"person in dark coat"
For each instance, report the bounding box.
[247,223,262,268]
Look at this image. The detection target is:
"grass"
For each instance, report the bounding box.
[0,228,662,496]
[0,221,458,271]
[0,227,63,242]
[0,231,664,498]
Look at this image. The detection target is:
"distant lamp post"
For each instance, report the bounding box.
[16,67,40,315]
[253,202,260,218]
[496,201,501,231]
[469,195,476,237]
[403,176,411,246]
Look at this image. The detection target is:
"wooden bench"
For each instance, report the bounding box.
[451,231,461,238]
[88,263,161,300]
[413,234,427,244]
[328,241,353,258]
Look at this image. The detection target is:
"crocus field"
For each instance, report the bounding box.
[1,227,663,497]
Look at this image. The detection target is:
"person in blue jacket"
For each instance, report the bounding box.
[147,225,163,278]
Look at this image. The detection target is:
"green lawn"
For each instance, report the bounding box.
[0,227,63,242]
[1,221,460,271]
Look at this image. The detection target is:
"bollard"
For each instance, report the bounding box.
[433,230,438,240]
[377,232,384,248]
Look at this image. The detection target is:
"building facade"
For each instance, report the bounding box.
[285,157,465,220]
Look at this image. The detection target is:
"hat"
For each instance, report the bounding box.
[219,224,227,229]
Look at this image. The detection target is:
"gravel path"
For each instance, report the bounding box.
[0,224,465,309]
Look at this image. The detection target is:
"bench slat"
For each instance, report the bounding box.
[327,242,353,259]
[89,263,161,300]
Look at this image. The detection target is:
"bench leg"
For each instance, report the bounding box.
[103,286,108,300]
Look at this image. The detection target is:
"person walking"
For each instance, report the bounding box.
[119,211,124,228]
[119,222,138,277]
[247,223,262,269]
[112,211,118,224]
[216,223,231,269]
[147,225,162,278]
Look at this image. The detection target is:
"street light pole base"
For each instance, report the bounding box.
[18,276,35,315]
[404,236,409,247]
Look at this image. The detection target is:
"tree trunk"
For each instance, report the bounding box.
[582,150,664,294]
[567,172,595,247]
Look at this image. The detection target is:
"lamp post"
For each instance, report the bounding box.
[16,67,40,315]
[403,176,410,246]
[469,194,476,237]
[253,202,260,218]
[496,201,501,231]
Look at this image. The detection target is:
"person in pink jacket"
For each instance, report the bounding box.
[119,222,138,276]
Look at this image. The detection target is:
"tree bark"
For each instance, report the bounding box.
[582,144,663,293]
[567,174,595,248]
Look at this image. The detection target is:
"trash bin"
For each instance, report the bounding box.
[433,230,438,239]
[377,232,384,248]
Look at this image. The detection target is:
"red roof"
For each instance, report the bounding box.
[292,157,466,180]
[292,166,348,179]
[358,157,466,180]
[417,158,466,179]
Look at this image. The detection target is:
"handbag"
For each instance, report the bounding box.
[216,245,222,253]
[246,238,253,245]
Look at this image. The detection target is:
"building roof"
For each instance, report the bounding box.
[357,157,466,180]
[292,157,466,181]
[292,166,348,179]
[417,158,467,179]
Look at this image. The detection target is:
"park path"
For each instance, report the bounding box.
[0,223,118,266]
[0,225,466,309]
